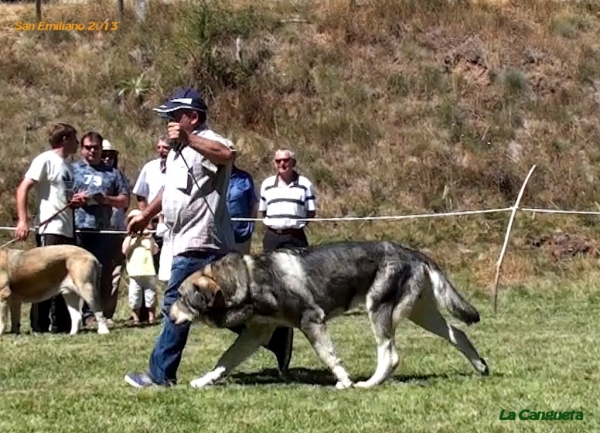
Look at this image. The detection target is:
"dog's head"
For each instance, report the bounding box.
[170,263,227,325]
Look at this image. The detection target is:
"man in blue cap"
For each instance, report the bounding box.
[124,88,292,388]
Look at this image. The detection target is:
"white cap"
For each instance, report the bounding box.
[102,139,118,153]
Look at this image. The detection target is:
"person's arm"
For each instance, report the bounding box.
[136,196,148,211]
[16,178,35,225]
[132,166,149,211]
[15,156,47,240]
[122,235,133,256]
[305,181,317,221]
[101,194,128,208]
[128,188,163,235]
[141,188,163,221]
[258,179,267,219]
[248,177,259,219]
[187,134,234,166]
[101,170,130,209]
[15,178,36,240]
[150,238,160,255]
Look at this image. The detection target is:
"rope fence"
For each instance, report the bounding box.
[0,165,598,314]
[0,205,595,234]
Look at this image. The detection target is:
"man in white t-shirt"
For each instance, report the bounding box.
[14,123,87,333]
[133,135,171,210]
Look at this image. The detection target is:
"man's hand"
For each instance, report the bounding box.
[167,122,189,152]
[128,213,151,235]
[70,192,89,208]
[86,193,106,206]
[14,220,29,241]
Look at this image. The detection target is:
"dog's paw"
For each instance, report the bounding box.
[353,381,375,389]
[476,358,490,376]
[335,380,354,390]
[190,376,216,389]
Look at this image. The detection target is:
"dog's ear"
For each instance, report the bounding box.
[196,276,220,293]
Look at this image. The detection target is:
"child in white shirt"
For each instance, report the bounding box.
[122,209,159,325]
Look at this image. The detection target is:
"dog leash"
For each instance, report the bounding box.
[0,238,19,249]
[4,202,73,248]
[37,202,73,231]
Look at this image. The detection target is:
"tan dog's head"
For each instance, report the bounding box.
[170,264,226,325]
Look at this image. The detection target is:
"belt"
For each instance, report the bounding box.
[267,227,304,235]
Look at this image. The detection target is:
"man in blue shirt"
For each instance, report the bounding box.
[72,131,129,324]
[227,153,258,254]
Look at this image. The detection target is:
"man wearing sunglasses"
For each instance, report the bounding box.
[257,147,318,374]
[72,131,130,325]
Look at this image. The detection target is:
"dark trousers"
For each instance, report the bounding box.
[77,231,121,320]
[262,228,309,251]
[263,228,309,365]
[29,234,74,333]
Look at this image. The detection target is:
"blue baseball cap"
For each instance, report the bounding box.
[153,87,208,118]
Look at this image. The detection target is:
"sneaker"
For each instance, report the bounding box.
[266,327,294,375]
[124,372,157,389]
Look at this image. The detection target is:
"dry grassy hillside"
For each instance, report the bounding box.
[1,0,600,290]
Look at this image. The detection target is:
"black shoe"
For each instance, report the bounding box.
[266,327,294,375]
[30,323,49,333]
[50,324,71,334]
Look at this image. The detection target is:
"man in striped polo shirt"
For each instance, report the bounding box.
[258,147,317,373]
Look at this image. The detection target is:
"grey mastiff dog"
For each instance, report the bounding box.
[170,240,489,389]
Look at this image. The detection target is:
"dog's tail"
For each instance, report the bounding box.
[424,263,480,325]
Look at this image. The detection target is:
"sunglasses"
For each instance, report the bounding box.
[275,158,291,164]
[83,145,101,151]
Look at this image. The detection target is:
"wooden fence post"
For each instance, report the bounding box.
[118,0,124,21]
[35,0,42,24]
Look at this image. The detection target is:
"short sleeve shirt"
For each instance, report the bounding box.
[72,160,130,230]
[161,128,236,256]
[259,173,317,230]
[132,158,167,205]
[25,150,75,237]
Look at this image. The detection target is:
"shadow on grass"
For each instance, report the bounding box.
[228,367,497,387]
[20,317,162,336]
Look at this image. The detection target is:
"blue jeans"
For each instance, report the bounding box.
[148,250,223,385]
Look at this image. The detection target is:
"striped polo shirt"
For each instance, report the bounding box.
[259,172,316,230]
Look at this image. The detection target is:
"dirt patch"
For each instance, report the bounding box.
[443,35,493,87]
[527,230,599,261]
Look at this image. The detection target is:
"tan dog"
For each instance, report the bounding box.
[0,245,109,335]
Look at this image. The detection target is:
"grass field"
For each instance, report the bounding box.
[1,0,599,431]
[0,272,597,433]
